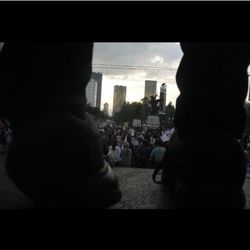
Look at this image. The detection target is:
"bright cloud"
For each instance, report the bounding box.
[93,43,183,115]
[151,55,164,64]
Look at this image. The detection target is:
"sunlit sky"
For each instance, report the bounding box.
[0,42,249,116]
[92,43,183,115]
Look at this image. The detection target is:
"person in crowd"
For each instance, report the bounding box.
[150,139,166,169]
[99,131,115,168]
[121,142,132,167]
[110,141,121,167]
[135,139,152,168]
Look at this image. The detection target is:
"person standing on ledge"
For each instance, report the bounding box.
[0,42,121,209]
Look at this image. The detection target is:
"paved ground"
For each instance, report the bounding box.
[111,168,172,209]
[111,168,250,209]
[1,153,250,209]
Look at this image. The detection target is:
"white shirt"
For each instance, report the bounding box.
[109,146,121,162]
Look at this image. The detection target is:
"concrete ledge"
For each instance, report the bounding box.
[1,154,250,209]
[111,168,171,209]
[112,167,250,209]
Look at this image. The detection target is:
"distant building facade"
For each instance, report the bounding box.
[104,103,109,115]
[91,72,103,109]
[86,78,97,107]
[113,85,127,115]
[145,80,157,99]
[159,83,167,114]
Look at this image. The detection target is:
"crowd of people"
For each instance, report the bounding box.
[99,124,174,169]
[2,113,250,173]
[99,123,250,174]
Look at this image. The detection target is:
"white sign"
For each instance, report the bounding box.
[133,119,141,128]
[161,128,174,142]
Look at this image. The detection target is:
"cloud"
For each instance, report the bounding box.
[93,43,182,66]
[151,55,164,64]
[93,43,183,113]
[93,43,182,81]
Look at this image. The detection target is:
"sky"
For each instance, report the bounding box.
[92,43,183,115]
[0,42,249,116]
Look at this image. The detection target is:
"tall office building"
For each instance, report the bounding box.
[104,103,109,115]
[91,72,103,109]
[145,80,157,99]
[113,85,127,115]
[86,78,97,107]
[159,83,167,114]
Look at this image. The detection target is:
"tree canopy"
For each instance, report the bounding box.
[86,103,109,121]
[113,100,176,128]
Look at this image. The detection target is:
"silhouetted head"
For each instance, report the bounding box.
[0,42,93,95]
[0,43,94,127]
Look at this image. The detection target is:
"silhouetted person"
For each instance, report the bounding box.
[0,43,121,209]
[150,139,166,170]
[110,141,121,167]
[149,95,160,115]
[121,142,132,167]
[136,139,152,168]
[162,43,250,209]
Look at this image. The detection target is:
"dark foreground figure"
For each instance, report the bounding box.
[1,42,249,209]
[0,43,121,209]
[162,43,250,209]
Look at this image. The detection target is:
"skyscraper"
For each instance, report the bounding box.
[145,80,157,99]
[91,72,103,109]
[104,103,109,115]
[159,83,167,114]
[113,85,127,115]
[86,78,97,107]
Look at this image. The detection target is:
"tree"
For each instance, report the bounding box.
[113,101,146,125]
[113,100,177,128]
[162,102,176,128]
[86,103,108,121]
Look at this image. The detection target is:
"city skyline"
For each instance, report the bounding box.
[91,72,103,109]
[103,103,109,115]
[113,85,127,115]
[92,43,250,116]
[100,80,168,115]
[93,43,182,115]
[144,80,157,99]
[86,78,97,107]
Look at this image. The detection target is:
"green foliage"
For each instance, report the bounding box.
[113,100,176,127]
[113,101,146,125]
[112,101,250,134]
[86,103,109,121]
[163,101,175,128]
